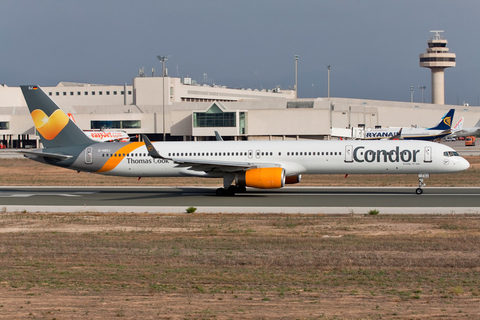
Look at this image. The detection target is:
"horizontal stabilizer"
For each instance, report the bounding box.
[16,149,73,160]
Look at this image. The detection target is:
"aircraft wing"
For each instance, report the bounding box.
[172,158,280,172]
[16,149,73,161]
[142,134,279,172]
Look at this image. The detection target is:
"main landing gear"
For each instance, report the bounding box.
[215,185,246,196]
[416,173,430,195]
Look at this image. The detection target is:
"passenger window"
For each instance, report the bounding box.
[335,152,337,155]
[278,152,281,156]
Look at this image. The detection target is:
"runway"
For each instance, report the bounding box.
[1,186,479,214]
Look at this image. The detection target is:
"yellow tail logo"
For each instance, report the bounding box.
[443,116,451,127]
[31,109,69,140]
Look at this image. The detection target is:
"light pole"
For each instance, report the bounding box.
[410,86,414,103]
[294,55,299,99]
[157,55,169,141]
[327,65,331,99]
[418,86,426,103]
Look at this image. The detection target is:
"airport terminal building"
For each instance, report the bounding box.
[0,76,478,148]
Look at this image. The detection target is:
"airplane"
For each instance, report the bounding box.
[450,117,480,138]
[19,85,469,196]
[67,113,130,142]
[364,109,455,141]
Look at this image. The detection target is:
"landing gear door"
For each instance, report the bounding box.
[85,147,93,164]
[424,146,432,163]
[345,145,353,163]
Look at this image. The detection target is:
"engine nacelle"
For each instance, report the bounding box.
[285,175,301,185]
[236,167,285,189]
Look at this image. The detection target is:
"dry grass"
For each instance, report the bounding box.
[0,213,479,319]
[1,156,480,187]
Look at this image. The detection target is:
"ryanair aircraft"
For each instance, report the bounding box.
[20,86,469,196]
[364,109,455,141]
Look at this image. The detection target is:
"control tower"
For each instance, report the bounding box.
[419,30,456,105]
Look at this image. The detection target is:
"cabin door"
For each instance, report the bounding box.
[424,146,432,163]
[85,147,93,164]
[344,145,354,163]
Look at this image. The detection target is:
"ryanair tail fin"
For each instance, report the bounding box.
[427,109,455,131]
[21,85,94,149]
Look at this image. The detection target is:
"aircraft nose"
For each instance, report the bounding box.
[457,157,470,171]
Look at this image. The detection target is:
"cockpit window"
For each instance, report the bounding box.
[444,151,460,157]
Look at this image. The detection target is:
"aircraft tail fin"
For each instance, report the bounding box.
[21,86,94,149]
[428,108,455,131]
[452,117,464,130]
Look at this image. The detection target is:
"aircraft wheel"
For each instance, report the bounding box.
[216,188,226,196]
[415,188,423,195]
[235,186,247,193]
[226,186,237,196]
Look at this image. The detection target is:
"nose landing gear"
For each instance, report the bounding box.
[416,173,429,195]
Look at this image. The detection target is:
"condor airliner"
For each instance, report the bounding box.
[20,86,469,195]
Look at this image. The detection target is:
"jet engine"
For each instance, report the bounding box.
[236,167,285,189]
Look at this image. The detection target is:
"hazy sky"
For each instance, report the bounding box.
[1,0,479,105]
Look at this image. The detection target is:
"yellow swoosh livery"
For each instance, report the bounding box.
[31,109,69,140]
[96,142,144,173]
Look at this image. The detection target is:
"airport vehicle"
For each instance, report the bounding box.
[67,113,130,142]
[450,118,480,138]
[19,86,469,195]
[364,109,455,141]
[465,136,476,146]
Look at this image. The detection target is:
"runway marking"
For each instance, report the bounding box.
[0,192,98,198]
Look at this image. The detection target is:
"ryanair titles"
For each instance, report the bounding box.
[365,131,395,139]
[353,146,420,163]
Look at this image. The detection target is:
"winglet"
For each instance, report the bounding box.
[142,134,164,159]
[214,131,224,141]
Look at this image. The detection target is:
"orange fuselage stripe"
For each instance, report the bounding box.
[96,142,145,173]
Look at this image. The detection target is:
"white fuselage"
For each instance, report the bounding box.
[70,140,469,178]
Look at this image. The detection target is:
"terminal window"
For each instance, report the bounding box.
[91,120,141,130]
[193,103,236,128]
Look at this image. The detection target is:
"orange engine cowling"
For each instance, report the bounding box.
[236,167,285,189]
[285,175,301,185]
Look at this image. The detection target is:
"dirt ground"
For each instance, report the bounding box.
[0,213,479,319]
[0,157,479,319]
